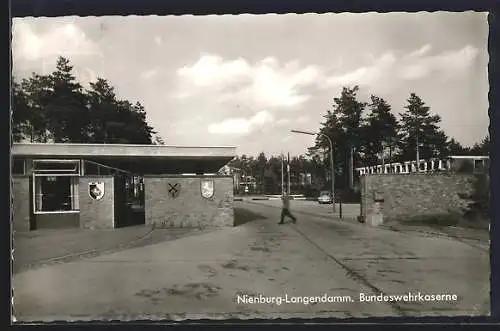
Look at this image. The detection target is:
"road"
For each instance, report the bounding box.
[245,198,361,221]
[248,198,490,245]
[12,201,490,321]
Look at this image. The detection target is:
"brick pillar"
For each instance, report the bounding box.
[12,176,31,232]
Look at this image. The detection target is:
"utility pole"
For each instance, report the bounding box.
[291,129,336,213]
[348,144,354,189]
[416,133,420,173]
[381,142,385,173]
[281,153,284,196]
[287,152,291,195]
[388,137,393,173]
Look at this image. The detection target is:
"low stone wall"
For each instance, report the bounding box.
[144,175,233,228]
[360,173,478,224]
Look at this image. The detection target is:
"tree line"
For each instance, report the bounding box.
[12,56,164,145]
[228,86,489,195]
[11,58,489,196]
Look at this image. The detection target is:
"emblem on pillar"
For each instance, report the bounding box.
[201,179,215,199]
[168,182,181,198]
[89,182,105,200]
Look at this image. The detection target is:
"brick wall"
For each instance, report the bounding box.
[360,173,477,223]
[35,213,80,229]
[79,176,115,229]
[144,176,234,228]
[12,176,31,232]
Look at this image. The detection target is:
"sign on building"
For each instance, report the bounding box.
[168,182,181,198]
[89,182,105,200]
[201,179,215,199]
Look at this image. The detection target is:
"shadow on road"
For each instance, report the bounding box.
[234,207,266,227]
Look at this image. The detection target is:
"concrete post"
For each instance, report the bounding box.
[367,191,384,227]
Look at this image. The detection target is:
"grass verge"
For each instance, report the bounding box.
[234,207,266,226]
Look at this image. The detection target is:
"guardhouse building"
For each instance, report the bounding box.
[11,143,236,232]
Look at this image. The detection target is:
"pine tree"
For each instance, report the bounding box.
[447,138,470,156]
[311,86,366,189]
[361,95,399,166]
[11,56,159,145]
[45,57,90,142]
[398,93,448,162]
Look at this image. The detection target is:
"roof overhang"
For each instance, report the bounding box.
[12,143,237,174]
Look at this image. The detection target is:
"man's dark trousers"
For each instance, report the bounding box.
[279,208,297,224]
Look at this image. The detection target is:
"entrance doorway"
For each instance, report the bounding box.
[116,174,145,228]
[83,160,145,228]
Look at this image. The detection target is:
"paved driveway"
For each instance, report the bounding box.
[13,226,208,273]
[248,199,490,244]
[247,199,361,221]
[12,202,490,321]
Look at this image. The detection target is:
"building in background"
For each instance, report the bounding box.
[356,155,489,176]
[239,175,257,194]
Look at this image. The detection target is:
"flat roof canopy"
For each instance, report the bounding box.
[12,143,237,174]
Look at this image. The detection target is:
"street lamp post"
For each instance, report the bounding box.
[291,129,336,213]
[416,133,420,173]
[281,153,285,196]
[415,129,425,173]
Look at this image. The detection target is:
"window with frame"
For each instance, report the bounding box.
[32,160,80,213]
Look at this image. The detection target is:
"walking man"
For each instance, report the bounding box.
[278,192,297,224]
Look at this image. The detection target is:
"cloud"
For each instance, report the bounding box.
[12,19,102,88]
[175,46,481,143]
[325,52,397,86]
[399,45,480,80]
[141,69,158,80]
[295,115,310,124]
[276,118,292,126]
[176,54,321,109]
[12,20,100,62]
[323,45,480,87]
[177,54,251,86]
[174,46,479,121]
[408,44,432,58]
[208,111,274,135]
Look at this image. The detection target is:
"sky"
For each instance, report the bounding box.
[12,12,489,157]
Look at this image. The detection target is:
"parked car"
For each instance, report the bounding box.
[317,190,333,204]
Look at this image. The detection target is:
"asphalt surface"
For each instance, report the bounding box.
[12,201,490,321]
[246,199,490,247]
[245,198,361,221]
[13,226,211,274]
